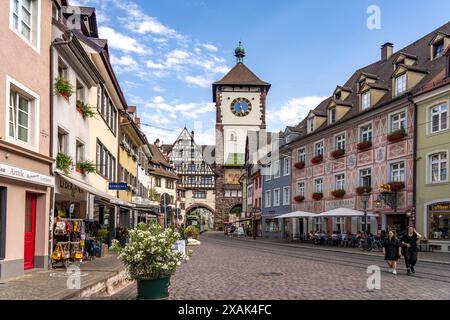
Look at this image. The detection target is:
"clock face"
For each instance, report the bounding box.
[231,97,252,117]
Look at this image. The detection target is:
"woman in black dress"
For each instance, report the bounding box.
[383,230,402,275]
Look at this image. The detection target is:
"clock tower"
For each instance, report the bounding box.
[213,42,271,230]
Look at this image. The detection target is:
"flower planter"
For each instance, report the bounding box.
[294,195,305,203]
[54,76,73,101]
[312,192,323,201]
[76,167,85,174]
[387,129,406,143]
[357,140,372,151]
[294,162,305,170]
[137,277,171,300]
[388,181,405,192]
[311,155,323,165]
[331,190,346,198]
[331,149,345,159]
[356,186,372,195]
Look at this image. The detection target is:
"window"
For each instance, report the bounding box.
[265,164,271,181]
[362,91,371,110]
[329,108,336,124]
[95,140,116,181]
[193,191,206,199]
[296,181,305,196]
[76,80,85,103]
[265,190,271,208]
[360,169,372,187]
[390,162,405,182]
[9,88,34,144]
[273,160,280,179]
[360,124,373,142]
[76,140,85,163]
[433,40,445,59]
[315,217,324,232]
[10,0,39,47]
[56,129,68,154]
[58,59,68,79]
[166,180,174,189]
[335,134,346,150]
[201,176,213,185]
[97,84,117,135]
[273,189,281,207]
[224,190,241,198]
[335,174,345,190]
[297,148,306,163]
[283,157,291,176]
[155,177,162,187]
[314,178,323,193]
[229,132,237,142]
[430,103,448,133]
[308,117,315,133]
[395,74,407,96]
[283,187,291,205]
[187,176,195,186]
[430,152,448,183]
[335,217,345,232]
[315,141,324,156]
[390,111,407,132]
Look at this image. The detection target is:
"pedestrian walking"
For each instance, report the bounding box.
[401,226,422,275]
[382,230,402,275]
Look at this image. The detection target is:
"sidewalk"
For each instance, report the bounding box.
[0,254,128,300]
[226,234,450,265]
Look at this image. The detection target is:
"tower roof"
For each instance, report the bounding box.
[213,63,271,87]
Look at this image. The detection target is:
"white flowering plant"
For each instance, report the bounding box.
[111,222,183,280]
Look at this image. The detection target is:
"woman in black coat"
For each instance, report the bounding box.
[383,230,402,275]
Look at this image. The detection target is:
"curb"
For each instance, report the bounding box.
[226,236,450,266]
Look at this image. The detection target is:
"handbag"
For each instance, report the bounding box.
[54,221,67,236]
[51,244,64,261]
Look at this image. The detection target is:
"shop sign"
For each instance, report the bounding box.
[109,182,128,190]
[325,198,356,211]
[57,178,84,198]
[0,163,54,187]
[429,203,450,211]
[173,240,186,258]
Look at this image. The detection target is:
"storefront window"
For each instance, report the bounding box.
[265,219,279,233]
[428,203,450,240]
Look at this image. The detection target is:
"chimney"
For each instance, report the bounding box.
[381,42,394,61]
[154,138,160,147]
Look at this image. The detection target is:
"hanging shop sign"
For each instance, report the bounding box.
[108,182,128,190]
[429,203,450,211]
[0,163,54,187]
[325,198,356,211]
[56,177,84,198]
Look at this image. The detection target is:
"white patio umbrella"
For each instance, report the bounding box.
[317,208,378,217]
[274,211,318,219]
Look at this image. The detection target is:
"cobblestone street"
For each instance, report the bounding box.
[108,232,450,300]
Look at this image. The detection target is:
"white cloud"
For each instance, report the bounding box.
[153,96,165,103]
[110,55,138,68]
[166,50,190,67]
[152,85,165,92]
[98,26,146,54]
[202,44,218,52]
[184,75,212,88]
[271,96,328,127]
[146,60,166,69]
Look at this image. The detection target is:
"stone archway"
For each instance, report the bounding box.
[185,203,215,231]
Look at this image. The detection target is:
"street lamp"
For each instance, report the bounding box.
[361,192,371,234]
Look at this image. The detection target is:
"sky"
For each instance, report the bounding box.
[71,0,450,145]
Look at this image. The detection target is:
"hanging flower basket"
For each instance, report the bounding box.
[356,186,372,195]
[311,154,323,165]
[357,140,372,151]
[312,192,323,201]
[76,100,96,119]
[331,189,346,198]
[388,181,405,192]
[294,195,305,203]
[387,128,406,143]
[294,161,305,170]
[54,76,74,101]
[331,149,346,159]
[76,160,96,175]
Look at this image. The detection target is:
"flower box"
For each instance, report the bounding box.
[357,140,372,151]
[76,167,85,174]
[355,186,372,195]
[312,192,323,201]
[311,154,323,165]
[331,149,346,159]
[54,76,74,101]
[56,153,73,174]
[294,195,305,203]
[76,160,96,174]
[387,129,406,143]
[294,161,305,170]
[388,181,405,192]
[331,189,346,198]
[76,101,96,119]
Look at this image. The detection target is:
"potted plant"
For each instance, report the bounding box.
[357,140,372,151]
[387,128,407,143]
[312,192,323,201]
[356,186,372,195]
[388,181,405,192]
[54,76,74,101]
[294,161,305,170]
[184,225,200,240]
[331,189,346,198]
[331,149,346,159]
[294,195,305,203]
[311,154,324,165]
[76,100,96,119]
[76,160,96,174]
[56,153,73,174]
[111,223,183,300]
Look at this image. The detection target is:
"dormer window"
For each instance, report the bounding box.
[362,91,371,110]
[335,91,341,100]
[329,108,336,124]
[308,118,315,133]
[395,74,407,96]
[434,40,445,59]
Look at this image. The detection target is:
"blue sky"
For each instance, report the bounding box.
[72,0,450,145]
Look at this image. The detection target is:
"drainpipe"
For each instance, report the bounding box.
[407,93,418,228]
